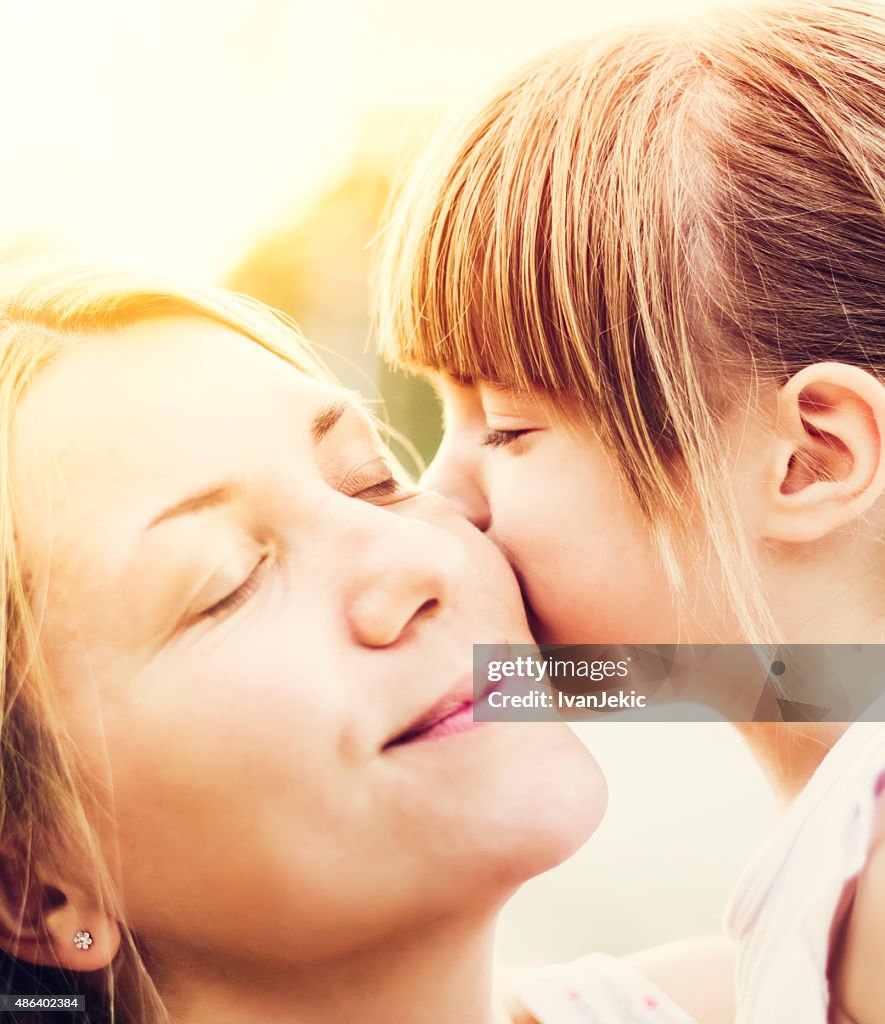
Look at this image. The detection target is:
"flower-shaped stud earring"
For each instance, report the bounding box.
[73,930,93,951]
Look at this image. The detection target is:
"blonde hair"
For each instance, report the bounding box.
[376,0,885,642]
[0,261,334,1023]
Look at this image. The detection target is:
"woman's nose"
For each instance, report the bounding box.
[420,441,491,532]
[344,511,467,648]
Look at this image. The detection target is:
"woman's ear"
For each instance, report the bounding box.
[0,850,120,970]
[759,362,885,542]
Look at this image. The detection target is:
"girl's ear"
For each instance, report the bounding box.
[0,851,120,970]
[758,362,885,543]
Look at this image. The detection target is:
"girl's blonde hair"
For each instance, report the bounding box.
[375,0,885,641]
[0,262,333,1023]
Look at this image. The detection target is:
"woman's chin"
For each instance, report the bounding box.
[465,722,608,891]
[380,719,606,914]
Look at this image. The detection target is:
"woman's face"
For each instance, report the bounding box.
[424,377,736,645]
[10,318,605,966]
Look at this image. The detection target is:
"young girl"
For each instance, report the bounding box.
[375,2,885,1021]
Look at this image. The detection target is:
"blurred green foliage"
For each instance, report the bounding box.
[225,132,442,474]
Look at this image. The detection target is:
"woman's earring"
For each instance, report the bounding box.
[73,930,93,951]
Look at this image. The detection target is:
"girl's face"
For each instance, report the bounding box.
[10,319,605,967]
[425,377,736,645]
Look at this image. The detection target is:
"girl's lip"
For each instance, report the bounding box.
[509,564,543,639]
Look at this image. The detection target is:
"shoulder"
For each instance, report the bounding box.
[830,827,885,1024]
[502,949,711,1023]
[496,966,539,1024]
[626,936,736,1024]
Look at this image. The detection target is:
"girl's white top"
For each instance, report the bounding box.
[516,953,697,1023]
[726,710,885,1024]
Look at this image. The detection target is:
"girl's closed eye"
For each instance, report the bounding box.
[481,427,537,449]
[477,385,547,452]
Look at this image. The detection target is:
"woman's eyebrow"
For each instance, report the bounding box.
[310,401,347,443]
[145,402,351,533]
[146,482,243,532]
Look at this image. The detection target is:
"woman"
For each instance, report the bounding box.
[0,263,616,1023]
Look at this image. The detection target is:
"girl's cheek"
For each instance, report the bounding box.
[485,441,574,549]
[492,486,549,558]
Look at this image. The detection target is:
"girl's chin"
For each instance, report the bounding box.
[522,598,568,647]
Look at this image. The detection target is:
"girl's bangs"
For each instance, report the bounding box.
[377,47,613,405]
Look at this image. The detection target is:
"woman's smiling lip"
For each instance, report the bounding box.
[381,638,512,753]
[383,696,484,749]
[382,673,480,751]
[382,645,509,752]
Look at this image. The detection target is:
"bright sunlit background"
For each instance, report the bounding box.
[0,0,778,963]
[1,0,731,282]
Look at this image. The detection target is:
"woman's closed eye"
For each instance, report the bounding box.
[191,458,412,627]
[352,476,400,501]
[198,553,270,621]
[338,457,414,504]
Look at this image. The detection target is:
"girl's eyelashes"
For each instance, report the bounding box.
[481,427,536,449]
[198,553,270,621]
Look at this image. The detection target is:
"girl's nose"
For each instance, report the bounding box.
[421,442,491,532]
